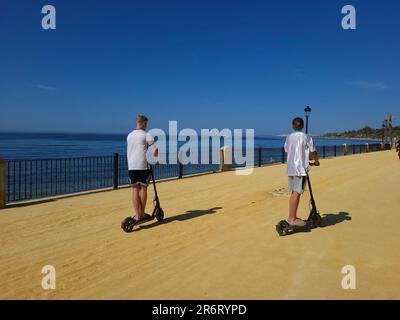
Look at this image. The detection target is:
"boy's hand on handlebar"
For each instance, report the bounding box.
[310,160,320,167]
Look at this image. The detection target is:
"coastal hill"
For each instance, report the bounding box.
[323,126,400,140]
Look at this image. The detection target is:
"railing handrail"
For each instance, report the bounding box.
[4,155,114,162]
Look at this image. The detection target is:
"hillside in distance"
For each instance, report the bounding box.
[323,126,400,140]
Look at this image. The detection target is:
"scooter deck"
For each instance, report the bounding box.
[132,215,155,226]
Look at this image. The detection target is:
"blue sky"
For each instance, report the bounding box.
[0,0,399,135]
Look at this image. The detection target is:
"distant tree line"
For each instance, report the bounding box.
[323,126,400,139]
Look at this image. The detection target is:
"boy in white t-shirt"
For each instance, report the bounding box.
[127,115,158,222]
[284,117,320,227]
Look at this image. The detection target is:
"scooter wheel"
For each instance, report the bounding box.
[276,220,290,236]
[121,217,135,233]
[155,208,164,222]
[311,214,322,228]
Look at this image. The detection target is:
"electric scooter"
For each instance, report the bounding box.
[276,162,322,236]
[121,165,164,233]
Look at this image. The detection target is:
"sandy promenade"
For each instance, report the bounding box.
[0,150,399,299]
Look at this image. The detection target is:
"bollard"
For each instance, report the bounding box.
[219,149,223,171]
[220,146,232,171]
[366,143,369,153]
[0,159,6,209]
[343,144,348,156]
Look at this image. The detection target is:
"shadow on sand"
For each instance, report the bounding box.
[285,211,352,236]
[135,206,223,231]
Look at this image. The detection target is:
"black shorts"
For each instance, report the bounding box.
[128,170,151,187]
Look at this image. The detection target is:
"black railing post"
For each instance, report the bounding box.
[352,144,355,154]
[113,153,119,189]
[282,147,285,164]
[30,160,32,199]
[258,148,262,167]
[24,160,27,199]
[334,145,337,157]
[13,162,16,201]
[0,158,6,209]
[323,146,326,159]
[178,162,183,179]
[18,161,21,201]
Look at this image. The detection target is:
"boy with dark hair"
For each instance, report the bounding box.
[284,117,320,226]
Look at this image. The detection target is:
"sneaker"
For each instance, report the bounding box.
[288,218,306,227]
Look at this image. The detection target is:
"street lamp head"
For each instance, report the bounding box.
[304,106,312,117]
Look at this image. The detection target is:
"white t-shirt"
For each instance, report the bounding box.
[127,129,154,170]
[284,131,316,176]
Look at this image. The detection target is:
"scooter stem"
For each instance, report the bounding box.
[306,173,315,202]
[149,165,159,200]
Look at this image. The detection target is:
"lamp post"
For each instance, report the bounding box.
[304,106,312,134]
[381,122,386,144]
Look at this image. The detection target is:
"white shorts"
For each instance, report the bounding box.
[288,176,306,194]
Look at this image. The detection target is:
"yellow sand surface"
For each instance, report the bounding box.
[0,150,399,299]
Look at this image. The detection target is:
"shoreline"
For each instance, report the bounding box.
[317,136,381,142]
[276,134,381,141]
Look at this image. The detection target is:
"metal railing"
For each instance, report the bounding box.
[6,156,113,202]
[3,143,387,204]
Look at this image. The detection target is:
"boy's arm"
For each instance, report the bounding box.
[146,134,160,163]
[149,144,161,164]
[284,137,288,153]
[310,151,320,166]
[307,135,320,166]
[150,144,159,158]
[147,141,159,157]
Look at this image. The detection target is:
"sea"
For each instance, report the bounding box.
[0,132,378,160]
